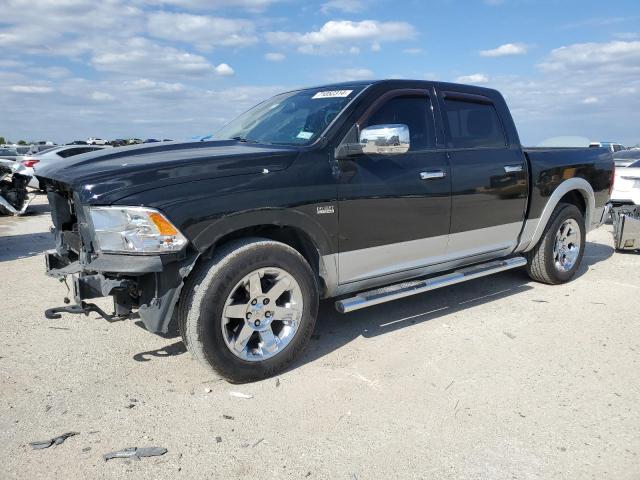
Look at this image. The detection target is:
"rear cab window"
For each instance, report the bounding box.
[440,92,507,149]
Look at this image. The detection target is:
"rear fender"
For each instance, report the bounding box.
[517,177,595,252]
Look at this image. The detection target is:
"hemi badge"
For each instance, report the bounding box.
[316,205,335,215]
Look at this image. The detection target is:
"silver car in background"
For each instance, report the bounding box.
[23,145,109,189]
[0,145,31,162]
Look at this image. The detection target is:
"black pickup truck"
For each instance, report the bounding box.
[38,80,613,382]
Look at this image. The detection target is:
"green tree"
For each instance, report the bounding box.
[0,137,6,145]
[17,140,27,145]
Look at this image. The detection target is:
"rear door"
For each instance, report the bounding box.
[337,89,451,284]
[437,90,528,259]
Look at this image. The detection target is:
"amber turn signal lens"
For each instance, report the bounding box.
[149,212,178,236]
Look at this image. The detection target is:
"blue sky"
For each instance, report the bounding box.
[1,0,639,145]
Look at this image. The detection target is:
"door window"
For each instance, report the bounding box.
[442,98,506,149]
[363,95,436,151]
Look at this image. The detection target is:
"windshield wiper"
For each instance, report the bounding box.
[231,136,258,143]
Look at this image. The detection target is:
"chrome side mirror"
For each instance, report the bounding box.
[359,124,410,155]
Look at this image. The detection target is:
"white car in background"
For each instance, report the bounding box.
[22,145,109,189]
[611,159,640,206]
[612,150,640,168]
[589,141,626,153]
[87,137,107,145]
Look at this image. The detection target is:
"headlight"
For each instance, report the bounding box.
[89,206,187,254]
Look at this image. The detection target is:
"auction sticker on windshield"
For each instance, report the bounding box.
[312,90,353,99]
[296,131,314,140]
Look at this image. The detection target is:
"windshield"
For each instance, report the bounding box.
[215,86,365,146]
[0,148,18,156]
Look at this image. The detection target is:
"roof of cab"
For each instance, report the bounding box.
[310,79,500,96]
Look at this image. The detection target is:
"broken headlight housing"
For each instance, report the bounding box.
[88,206,187,254]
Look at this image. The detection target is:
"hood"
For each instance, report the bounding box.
[37,140,299,204]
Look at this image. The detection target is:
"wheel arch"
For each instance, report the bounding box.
[190,210,337,297]
[521,178,595,252]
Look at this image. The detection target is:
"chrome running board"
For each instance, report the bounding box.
[335,256,527,313]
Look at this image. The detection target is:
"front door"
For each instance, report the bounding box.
[437,90,528,259]
[337,91,451,284]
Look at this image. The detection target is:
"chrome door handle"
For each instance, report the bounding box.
[504,164,523,173]
[420,170,446,180]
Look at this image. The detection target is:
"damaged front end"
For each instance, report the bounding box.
[43,183,198,333]
[0,159,36,216]
[610,202,640,251]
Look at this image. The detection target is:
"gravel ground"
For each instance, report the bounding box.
[1,194,639,479]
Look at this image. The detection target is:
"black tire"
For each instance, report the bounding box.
[525,203,586,284]
[177,238,319,383]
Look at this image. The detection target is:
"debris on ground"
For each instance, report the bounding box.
[103,447,168,461]
[29,431,79,449]
[503,331,516,340]
[229,391,253,399]
[222,414,234,420]
[275,378,281,388]
[252,438,264,447]
[204,388,212,393]
[215,436,222,443]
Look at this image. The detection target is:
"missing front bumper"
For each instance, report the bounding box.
[44,250,197,333]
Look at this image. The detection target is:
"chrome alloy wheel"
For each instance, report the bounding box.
[221,267,303,361]
[553,218,581,272]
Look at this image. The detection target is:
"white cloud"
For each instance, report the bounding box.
[214,63,235,76]
[328,68,374,81]
[487,39,640,145]
[538,40,640,73]
[264,52,285,62]
[91,91,116,101]
[455,73,489,84]
[266,20,416,55]
[91,37,216,78]
[320,0,364,14]
[144,0,278,10]
[0,0,144,56]
[123,79,186,93]
[8,85,53,93]
[147,12,257,50]
[480,43,528,57]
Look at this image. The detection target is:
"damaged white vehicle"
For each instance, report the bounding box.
[610,159,640,251]
[0,159,36,215]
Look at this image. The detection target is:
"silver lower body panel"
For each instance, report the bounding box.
[335,256,527,313]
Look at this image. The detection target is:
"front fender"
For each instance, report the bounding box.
[192,207,335,257]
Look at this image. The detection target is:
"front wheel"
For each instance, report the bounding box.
[525,203,586,284]
[177,238,319,383]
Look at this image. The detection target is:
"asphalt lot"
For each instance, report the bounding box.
[1,194,639,479]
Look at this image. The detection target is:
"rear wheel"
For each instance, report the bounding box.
[525,203,585,284]
[177,238,318,383]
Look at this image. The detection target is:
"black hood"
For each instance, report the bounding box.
[37,140,299,204]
